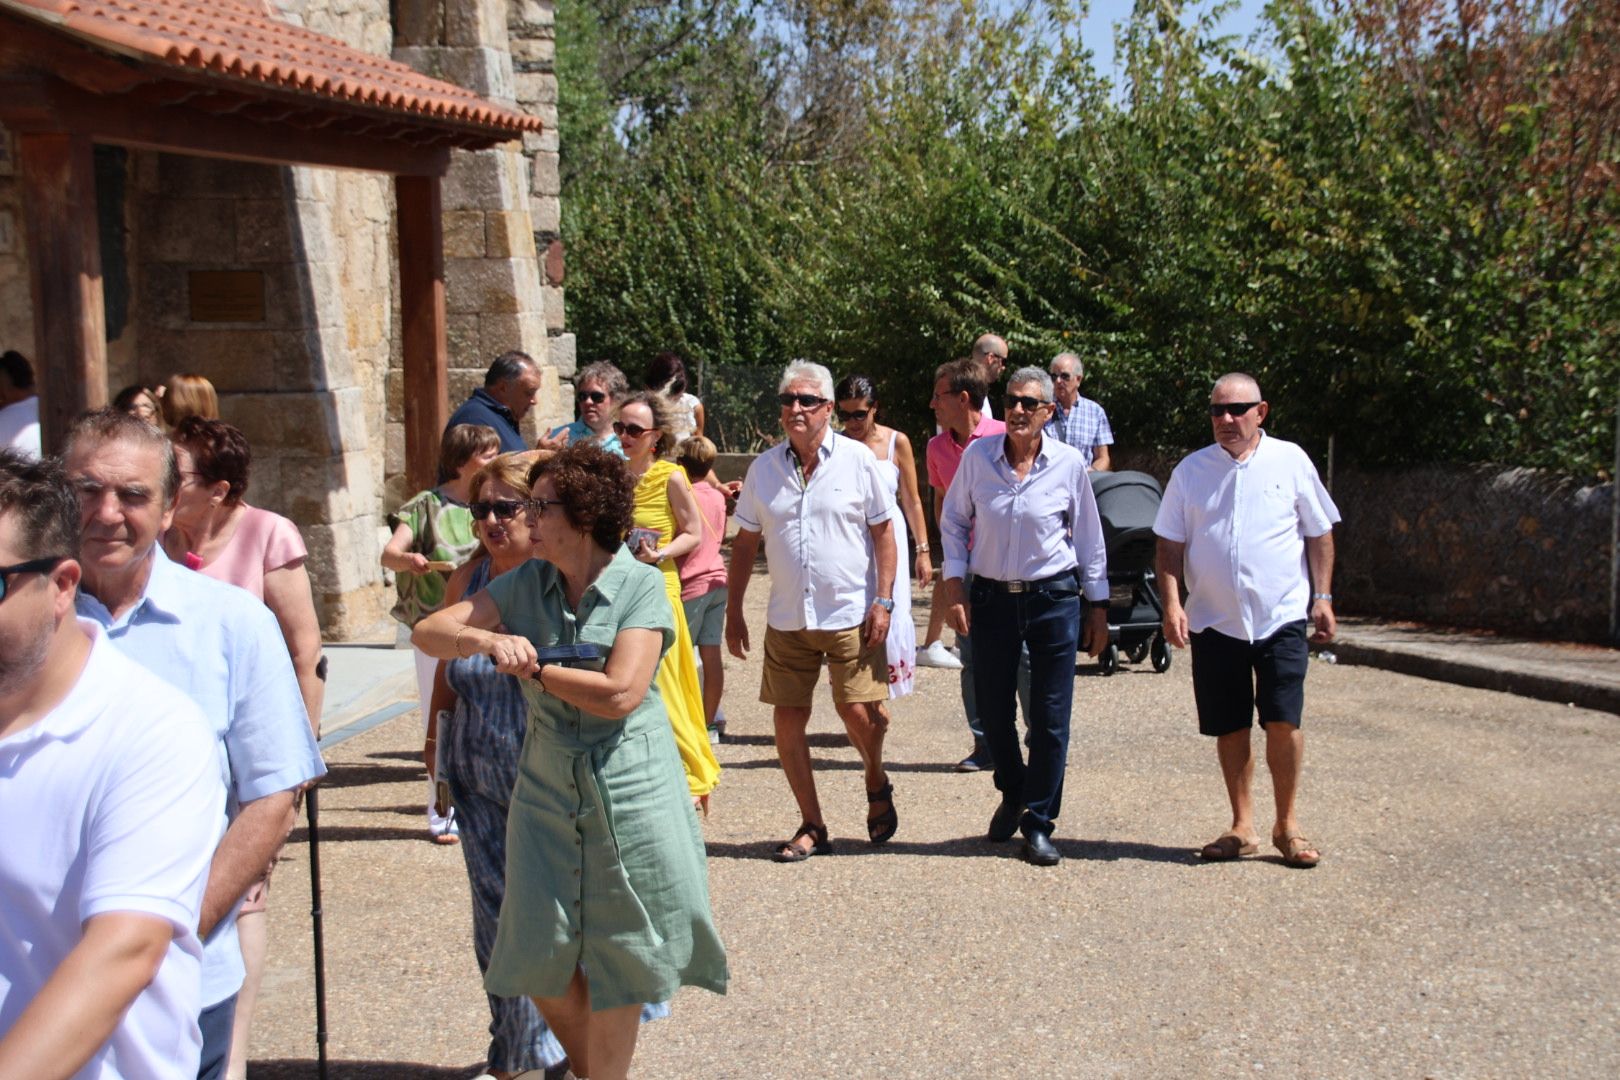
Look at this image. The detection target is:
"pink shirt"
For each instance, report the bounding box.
[197,505,309,600]
[927,413,1006,492]
[678,481,729,600]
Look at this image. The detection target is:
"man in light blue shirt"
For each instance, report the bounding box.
[940,367,1109,866]
[63,410,326,1080]
[1045,352,1113,470]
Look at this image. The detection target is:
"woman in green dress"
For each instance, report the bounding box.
[414,442,726,1080]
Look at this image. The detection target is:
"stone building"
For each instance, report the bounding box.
[0,0,571,640]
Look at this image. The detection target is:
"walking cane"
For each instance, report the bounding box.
[310,660,330,1080]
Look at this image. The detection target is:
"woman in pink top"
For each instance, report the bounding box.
[161,415,323,1080]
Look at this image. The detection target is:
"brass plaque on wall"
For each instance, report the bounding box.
[188,270,265,323]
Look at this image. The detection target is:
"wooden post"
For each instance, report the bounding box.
[17,132,106,452]
[395,174,448,492]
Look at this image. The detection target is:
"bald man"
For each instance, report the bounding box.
[971,334,1008,418]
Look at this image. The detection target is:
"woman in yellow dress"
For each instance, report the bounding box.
[616,390,722,808]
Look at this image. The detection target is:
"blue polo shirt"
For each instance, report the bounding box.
[446,388,527,454]
[77,550,326,1007]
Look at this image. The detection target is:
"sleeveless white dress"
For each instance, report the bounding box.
[871,430,916,698]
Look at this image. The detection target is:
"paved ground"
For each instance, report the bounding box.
[251,588,1620,1079]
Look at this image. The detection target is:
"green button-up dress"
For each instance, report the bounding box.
[482,545,727,1010]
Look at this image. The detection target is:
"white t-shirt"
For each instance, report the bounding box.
[1153,432,1340,641]
[667,391,702,446]
[0,396,40,459]
[0,623,224,1079]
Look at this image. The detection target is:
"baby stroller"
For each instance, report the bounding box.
[1088,471,1171,676]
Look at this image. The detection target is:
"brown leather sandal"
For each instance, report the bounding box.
[772,821,833,863]
[1273,832,1321,868]
[1199,832,1258,861]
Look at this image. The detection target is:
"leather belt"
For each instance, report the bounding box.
[979,570,1078,594]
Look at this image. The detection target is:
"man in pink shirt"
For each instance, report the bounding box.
[926,358,1028,771]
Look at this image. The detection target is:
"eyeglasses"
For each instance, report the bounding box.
[777,392,828,409]
[470,499,527,522]
[1050,372,1076,382]
[1208,401,1262,418]
[0,556,65,603]
[528,498,564,517]
[577,390,608,405]
[836,408,871,423]
[613,421,654,438]
[1004,394,1049,413]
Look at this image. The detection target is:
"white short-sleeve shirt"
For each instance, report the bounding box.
[1153,432,1340,641]
[0,623,224,1079]
[0,396,40,460]
[733,432,896,631]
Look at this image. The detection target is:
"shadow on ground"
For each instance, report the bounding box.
[252,1061,484,1079]
[704,835,1199,864]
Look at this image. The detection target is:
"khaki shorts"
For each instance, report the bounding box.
[761,625,887,707]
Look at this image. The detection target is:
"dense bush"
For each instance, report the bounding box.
[557,0,1618,478]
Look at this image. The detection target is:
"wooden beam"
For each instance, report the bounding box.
[396,174,447,492]
[17,131,106,453]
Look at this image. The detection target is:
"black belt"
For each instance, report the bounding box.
[977,570,1078,594]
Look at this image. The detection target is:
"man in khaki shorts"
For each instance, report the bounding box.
[727,361,899,862]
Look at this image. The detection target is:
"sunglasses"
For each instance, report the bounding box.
[1004,393,1050,413]
[836,408,872,423]
[577,390,608,404]
[613,421,654,438]
[1051,371,1076,382]
[778,392,828,409]
[0,556,65,603]
[528,497,564,517]
[470,499,527,522]
[1208,401,1262,418]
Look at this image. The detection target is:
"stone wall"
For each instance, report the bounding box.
[0,129,29,356]
[1113,448,1616,643]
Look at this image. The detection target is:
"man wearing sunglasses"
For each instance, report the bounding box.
[1153,373,1339,869]
[539,359,627,456]
[727,361,900,862]
[1045,352,1113,471]
[62,411,325,1078]
[445,351,542,456]
[0,451,225,1079]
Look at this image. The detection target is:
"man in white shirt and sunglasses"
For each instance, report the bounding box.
[1153,373,1339,869]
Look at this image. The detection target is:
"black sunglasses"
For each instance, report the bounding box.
[778,392,828,409]
[0,556,65,603]
[577,390,608,404]
[836,407,872,423]
[1208,401,1262,418]
[1004,393,1049,412]
[613,421,654,438]
[529,498,564,517]
[470,499,527,522]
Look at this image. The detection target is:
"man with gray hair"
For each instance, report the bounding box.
[727,361,900,861]
[1046,352,1113,471]
[1154,373,1338,869]
[446,350,542,454]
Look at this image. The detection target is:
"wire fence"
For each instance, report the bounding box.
[698,363,783,453]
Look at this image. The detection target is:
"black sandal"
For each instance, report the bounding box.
[772,821,833,863]
[867,782,898,844]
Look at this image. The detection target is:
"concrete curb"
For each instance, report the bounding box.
[1332,639,1620,716]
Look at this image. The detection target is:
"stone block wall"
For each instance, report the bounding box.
[0,128,30,357]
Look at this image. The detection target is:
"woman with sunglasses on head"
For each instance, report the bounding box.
[382,422,502,843]
[540,360,628,456]
[834,374,931,700]
[615,391,721,810]
[413,444,727,1080]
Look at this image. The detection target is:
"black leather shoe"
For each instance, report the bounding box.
[987,796,1022,842]
[955,744,993,773]
[1023,832,1061,866]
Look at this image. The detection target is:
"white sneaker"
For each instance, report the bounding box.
[917,641,964,669]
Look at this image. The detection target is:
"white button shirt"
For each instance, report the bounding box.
[939,433,1109,601]
[733,433,896,631]
[1153,432,1340,641]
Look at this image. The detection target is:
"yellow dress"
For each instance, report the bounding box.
[633,459,722,798]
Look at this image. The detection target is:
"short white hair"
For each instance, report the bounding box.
[1050,352,1083,380]
[1008,366,1054,402]
[1212,372,1262,400]
[779,361,834,401]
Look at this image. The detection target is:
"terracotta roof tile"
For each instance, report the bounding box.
[0,0,543,136]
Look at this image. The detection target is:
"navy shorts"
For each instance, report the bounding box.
[1189,620,1310,737]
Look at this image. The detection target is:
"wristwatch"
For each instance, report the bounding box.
[873,597,896,613]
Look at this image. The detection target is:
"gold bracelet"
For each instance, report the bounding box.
[454,626,470,658]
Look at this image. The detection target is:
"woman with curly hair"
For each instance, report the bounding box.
[414,443,727,1080]
[616,391,721,808]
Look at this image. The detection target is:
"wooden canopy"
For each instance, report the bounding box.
[0,0,543,488]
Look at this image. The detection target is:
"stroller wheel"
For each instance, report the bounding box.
[1099,644,1120,676]
[1151,633,1172,673]
[1126,639,1151,664]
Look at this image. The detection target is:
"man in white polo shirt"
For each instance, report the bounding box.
[0,451,224,1078]
[1154,373,1339,869]
[727,360,899,862]
[63,410,326,1078]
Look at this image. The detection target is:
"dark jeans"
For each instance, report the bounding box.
[196,993,237,1080]
[969,576,1081,838]
[959,574,1032,744]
